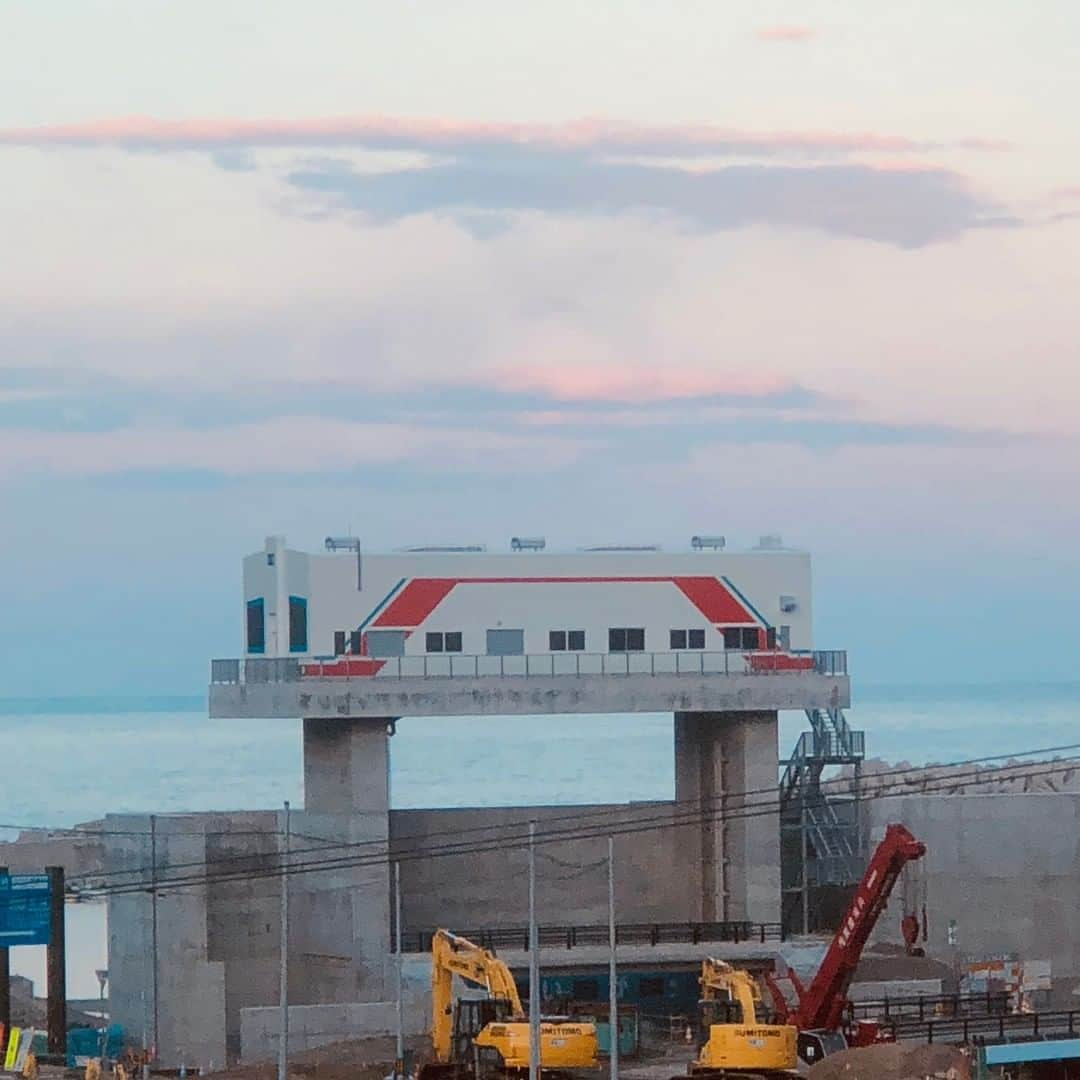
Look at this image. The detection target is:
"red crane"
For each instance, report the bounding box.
[767,823,927,1035]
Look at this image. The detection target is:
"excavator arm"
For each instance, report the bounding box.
[700,959,763,1025]
[430,929,525,1062]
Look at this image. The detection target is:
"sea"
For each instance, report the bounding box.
[1,682,1077,998]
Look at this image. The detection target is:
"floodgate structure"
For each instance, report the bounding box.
[110,534,867,1065]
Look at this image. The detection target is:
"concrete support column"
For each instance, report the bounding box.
[303,717,392,815]
[674,710,780,925]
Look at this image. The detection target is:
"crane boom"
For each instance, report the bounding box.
[778,823,926,1032]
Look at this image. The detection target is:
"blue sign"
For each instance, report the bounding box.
[0,875,52,946]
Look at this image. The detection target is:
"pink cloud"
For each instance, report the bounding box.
[484,365,792,404]
[757,25,816,43]
[0,113,1007,158]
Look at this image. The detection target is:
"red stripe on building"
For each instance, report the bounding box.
[369,575,758,630]
[372,578,457,628]
[672,577,754,625]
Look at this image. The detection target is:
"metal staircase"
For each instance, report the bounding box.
[780,707,866,935]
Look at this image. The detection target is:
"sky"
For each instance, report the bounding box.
[2,1,1078,695]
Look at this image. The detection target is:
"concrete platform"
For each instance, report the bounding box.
[210,670,849,719]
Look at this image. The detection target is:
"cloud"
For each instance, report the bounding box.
[483,365,791,403]
[0,114,1005,160]
[287,157,1009,247]
[0,417,591,478]
[757,25,816,43]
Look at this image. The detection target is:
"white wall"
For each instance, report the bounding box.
[242,542,814,659]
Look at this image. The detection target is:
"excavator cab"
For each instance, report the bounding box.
[796,1029,847,1069]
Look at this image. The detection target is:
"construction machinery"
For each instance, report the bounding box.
[765,823,927,1067]
[679,958,798,1078]
[419,929,599,1080]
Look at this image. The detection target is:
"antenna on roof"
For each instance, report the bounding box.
[325,537,363,590]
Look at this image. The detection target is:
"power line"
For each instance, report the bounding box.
[76,755,1080,900]
[62,741,1080,888]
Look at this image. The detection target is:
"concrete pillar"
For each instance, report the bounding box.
[300,718,394,1005]
[303,717,392,815]
[674,710,780,925]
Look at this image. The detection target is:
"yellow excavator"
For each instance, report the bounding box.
[680,959,798,1079]
[419,929,599,1080]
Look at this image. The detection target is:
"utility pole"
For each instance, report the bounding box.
[0,867,9,1041]
[278,801,290,1080]
[607,837,618,1080]
[528,822,540,1080]
[45,866,66,1058]
[149,816,159,1065]
[394,862,404,1080]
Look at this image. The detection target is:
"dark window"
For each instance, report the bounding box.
[723,627,759,649]
[246,598,265,654]
[573,978,600,1002]
[350,630,363,654]
[445,631,463,653]
[334,630,347,656]
[670,629,688,650]
[627,627,645,651]
[609,628,625,652]
[288,596,308,653]
[426,631,444,653]
[610,627,644,651]
[551,630,585,651]
[688,628,706,649]
[766,627,777,649]
[267,552,275,566]
[639,976,665,997]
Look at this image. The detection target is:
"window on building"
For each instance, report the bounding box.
[367,630,406,658]
[723,627,761,650]
[608,627,645,652]
[267,552,275,567]
[670,629,687,650]
[288,596,308,653]
[766,627,777,649]
[638,976,665,998]
[350,630,363,654]
[487,629,524,656]
[334,630,347,656]
[671,628,706,649]
[550,630,586,651]
[778,625,791,650]
[246,598,265,654]
[573,978,600,1002]
[426,631,463,653]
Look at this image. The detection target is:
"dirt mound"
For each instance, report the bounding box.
[808,1041,969,1080]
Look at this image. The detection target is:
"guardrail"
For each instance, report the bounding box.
[211,649,847,684]
[879,1008,1080,1045]
[847,991,1011,1022]
[400,920,784,953]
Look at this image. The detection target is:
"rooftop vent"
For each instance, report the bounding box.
[691,535,726,551]
[580,544,661,552]
[755,534,784,550]
[399,545,487,553]
[325,536,361,553]
[511,536,546,551]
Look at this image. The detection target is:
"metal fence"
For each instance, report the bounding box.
[878,1008,1080,1045]
[211,649,847,684]
[400,920,784,954]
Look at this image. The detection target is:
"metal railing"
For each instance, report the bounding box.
[400,920,784,954]
[877,1008,1080,1045]
[210,649,847,684]
[847,991,1010,1023]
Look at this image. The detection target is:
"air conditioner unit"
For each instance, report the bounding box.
[780,595,798,613]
